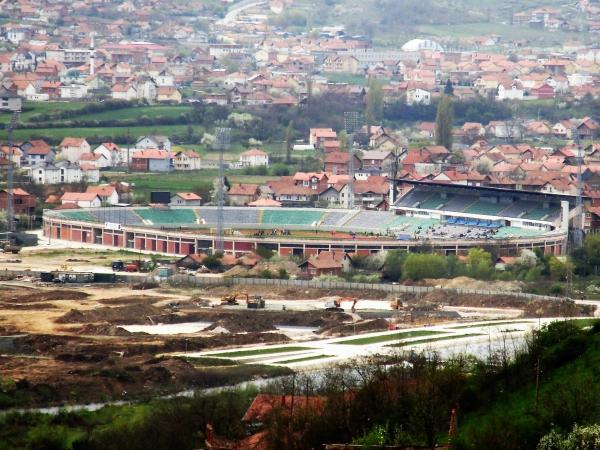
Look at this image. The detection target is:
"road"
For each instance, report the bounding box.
[218,0,267,25]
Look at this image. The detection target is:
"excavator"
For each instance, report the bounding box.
[324,297,357,312]
[220,291,249,306]
[390,297,404,310]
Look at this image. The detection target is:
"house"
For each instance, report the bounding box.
[324,152,361,175]
[170,192,202,206]
[59,84,88,100]
[111,83,137,101]
[60,192,101,208]
[0,88,23,111]
[576,117,599,141]
[94,143,122,167]
[533,83,555,99]
[136,135,172,151]
[21,139,53,166]
[228,184,260,206]
[268,177,317,206]
[248,198,282,207]
[131,149,173,172]
[322,55,362,74]
[360,150,395,175]
[239,149,269,167]
[406,88,431,105]
[27,161,84,185]
[77,152,110,169]
[354,176,390,210]
[0,188,36,215]
[319,182,351,208]
[57,138,91,163]
[486,121,522,139]
[417,122,436,139]
[497,81,524,101]
[156,86,182,103]
[552,120,574,139]
[85,185,119,205]
[174,150,202,170]
[309,128,336,146]
[298,250,352,277]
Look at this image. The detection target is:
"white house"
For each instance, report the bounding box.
[59,84,88,99]
[136,135,172,151]
[239,148,269,167]
[29,161,83,185]
[57,138,91,163]
[497,81,524,101]
[174,150,202,170]
[86,185,119,205]
[406,88,431,106]
[170,192,202,206]
[112,84,137,101]
[60,192,101,208]
[94,143,122,167]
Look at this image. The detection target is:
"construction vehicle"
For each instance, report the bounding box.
[220,291,249,306]
[111,260,125,271]
[247,295,265,309]
[324,299,344,312]
[1,243,21,254]
[390,298,404,310]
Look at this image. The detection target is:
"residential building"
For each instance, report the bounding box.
[360,150,395,175]
[228,184,259,206]
[0,188,36,215]
[406,88,431,105]
[298,251,352,277]
[60,192,101,208]
[130,149,173,172]
[86,185,119,205]
[57,138,91,163]
[239,148,269,167]
[136,135,172,151]
[0,88,22,111]
[324,152,361,175]
[170,192,202,206]
[174,150,202,170]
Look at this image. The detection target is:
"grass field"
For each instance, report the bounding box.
[338,330,445,346]
[276,355,333,364]
[388,333,485,348]
[0,125,194,142]
[451,321,534,329]
[208,346,314,358]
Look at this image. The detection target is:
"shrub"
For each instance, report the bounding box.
[402,253,448,280]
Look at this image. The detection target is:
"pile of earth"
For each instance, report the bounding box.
[96,295,168,305]
[201,284,387,300]
[56,304,163,325]
[0,288,89,303]
[320,318,390,336]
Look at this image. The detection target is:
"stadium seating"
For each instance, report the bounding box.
[440,195,478,212]
[59,211,95,222]
[223,208,260,226]
[344,211,396,230]
[395,190,432,208]
[419,193,447,210]
[261,209,325,226]
[321,211,353,226]
[524,207,553,221]
[136,208,197,225]
[87,209,143,225]
[464,201,506,216]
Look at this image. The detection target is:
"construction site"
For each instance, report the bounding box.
[0,244,597,410]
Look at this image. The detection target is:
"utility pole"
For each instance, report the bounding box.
[4,95,22,245]
[214,127,230,254]
[344,111,359,210]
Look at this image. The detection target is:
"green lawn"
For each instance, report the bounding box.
[337,330,446,346]
[0,101,88,124]
[276,355,334,364]
[569,318,600,329]
[0,125,193,143]
[322,72,369,86]
[388,333,485,348]
[451,321,534,330]
[208,346,314,358]
[72,105,192,121]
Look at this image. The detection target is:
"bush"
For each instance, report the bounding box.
[260,269,273,279]
[549,283,564,295]
[202,255,222,271]
[278,268,289,280]
[402,253,448,280]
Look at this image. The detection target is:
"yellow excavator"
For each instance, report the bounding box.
[220,291,249,306]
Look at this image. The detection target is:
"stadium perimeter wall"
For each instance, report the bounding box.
[42,213,568,257]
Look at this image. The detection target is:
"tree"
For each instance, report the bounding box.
[548,257,571,281]
[402,253,448,280]
[435,95,454,151]
[466,248,493,279]
[285,120,294,163]
[382,250,406,281]
[444,79,454,96]
[366,78,384,129]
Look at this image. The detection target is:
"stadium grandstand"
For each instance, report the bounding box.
[43,181,576,257]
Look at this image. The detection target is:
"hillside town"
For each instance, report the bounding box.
[2,1,600,450]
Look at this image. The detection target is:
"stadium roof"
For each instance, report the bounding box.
[394,179,590,202]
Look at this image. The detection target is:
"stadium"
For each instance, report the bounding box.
[42,183,577,258]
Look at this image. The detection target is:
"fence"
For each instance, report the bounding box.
[168,274,566,303]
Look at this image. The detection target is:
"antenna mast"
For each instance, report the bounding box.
[344,111,359,210]
[214,127,230,254]
[5,98,21,244]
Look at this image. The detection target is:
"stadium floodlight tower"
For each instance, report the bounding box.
[572,126,585,248]
[213,127,231,254]
[344,111,359,210]
[3,93,22,245]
